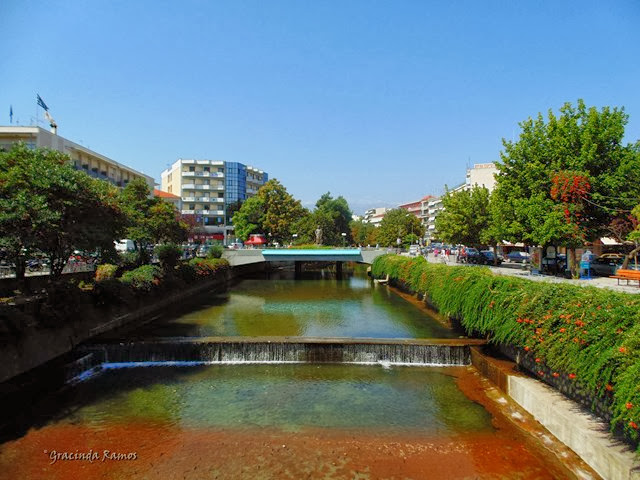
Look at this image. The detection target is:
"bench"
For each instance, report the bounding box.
[610,269,640,286]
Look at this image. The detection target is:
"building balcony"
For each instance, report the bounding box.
[181,159,224,166]
[181,171,224,178]
[182,184,224,190]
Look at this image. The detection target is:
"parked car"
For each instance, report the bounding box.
[507,251,530,263]
[590,255,639,277]
[480,250,503,265]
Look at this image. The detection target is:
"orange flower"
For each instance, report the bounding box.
[605,384,614,392]
[537,371,544,377]
[568,373,576,379]
[626,402,633,410]
[524,346,530,352]
[552,372,560,378]
[619,347,627,354]
[629,421,638,430]
[535,358,542,363]
[559,328,566,333]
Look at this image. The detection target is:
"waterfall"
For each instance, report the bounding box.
[81,338,477,368]
[64,352,104,384]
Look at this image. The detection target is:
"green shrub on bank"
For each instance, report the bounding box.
[207,245,224,259]
[119,265,163,292]
[95,264,118,282]
[155,243,182,270]
[175,263,197,284]
[372,254,640,450]
[188,258,230,277]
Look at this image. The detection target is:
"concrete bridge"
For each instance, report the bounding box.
[223,248,387,267]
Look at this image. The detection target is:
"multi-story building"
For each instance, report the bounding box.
[160,159,268,242]
[466,162,498,192]
[154,189,182,211]
[0,126,154,190]
[362,207,390,227]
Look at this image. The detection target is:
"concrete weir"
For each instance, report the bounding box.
[81,337,487,367]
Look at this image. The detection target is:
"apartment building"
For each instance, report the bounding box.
[160,159,268,241]
[362,207,390,227]
[466,162,498,191]
[0,126,154,190]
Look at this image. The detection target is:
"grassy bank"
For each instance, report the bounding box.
[372,254,640,451]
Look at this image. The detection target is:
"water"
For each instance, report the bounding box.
[118,265,455,339]
[46,364,493,434]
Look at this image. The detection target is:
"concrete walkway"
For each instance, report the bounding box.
[421,254,640,295]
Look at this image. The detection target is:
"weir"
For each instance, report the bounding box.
[80,337,486,368]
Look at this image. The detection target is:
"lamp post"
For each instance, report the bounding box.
[341,232,347,247]
[292,233,298,247]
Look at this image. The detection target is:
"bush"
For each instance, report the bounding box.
[372,254,640,452]
[207,245,224,259]
[155,243,182,270]
[188,257,230,277]
[95,263,118,282]
[93,278,127,306]
[118,251,141,271]
[119,265,163,292]
[175,263,197,284]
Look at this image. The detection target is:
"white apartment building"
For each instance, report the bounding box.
[161,159,268,242]
[363,207,390,227]
[0,126,154,190]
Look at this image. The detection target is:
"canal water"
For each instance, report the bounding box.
[116,266,456,339]
[0,265,587,479]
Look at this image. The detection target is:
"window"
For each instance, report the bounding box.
[189,166,195,172]
[189,204,195,210]
[204,166,210,172]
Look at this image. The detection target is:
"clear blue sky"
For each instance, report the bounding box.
[1,1,639,214]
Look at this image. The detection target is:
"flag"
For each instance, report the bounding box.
[36,94,49,111]
[9,105,12,124]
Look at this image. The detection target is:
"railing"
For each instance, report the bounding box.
[181,171,224,178]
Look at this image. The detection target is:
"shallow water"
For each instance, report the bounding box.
[125,266,455,339]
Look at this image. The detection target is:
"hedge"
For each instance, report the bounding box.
[119,265,163,292]
[188,257,230,277]
[372,254,640,451]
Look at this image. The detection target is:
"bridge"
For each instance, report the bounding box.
[223,248,387,268]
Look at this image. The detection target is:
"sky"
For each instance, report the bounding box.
[1,1,639,214]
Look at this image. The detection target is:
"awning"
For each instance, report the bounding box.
[600,237,622,246]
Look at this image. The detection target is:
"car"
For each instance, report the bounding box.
[590,255,639,277]
[480,250,503,266]
[408,245,420,256]
[507,251,530,263]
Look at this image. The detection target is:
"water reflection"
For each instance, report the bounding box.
[122,264,455,339]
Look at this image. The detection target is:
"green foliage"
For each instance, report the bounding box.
[95,264,118,282]
[376,209,424,246]
[118,251,143,271]
[312,192,353,245]
[494,100,640,247]
[188,257,230,277]
[119,265,163,292]
[0,143,127,281]
[119,179,187,253]
[436,186,493,246]
[155,243,182,270]
[175,263,197,284]
[207,245,224,259]
[232,196,265,240]
[350,219,378,246]
[372,254,640,451]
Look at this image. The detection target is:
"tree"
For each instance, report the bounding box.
[119,178,187,262]
[377,209,424,247]
[622,205,640,269]
[435,186,492,247]
[232,179,306,244]
[313,193,353,245]
[494,100,640,274]
[0,143,127,282]
[232,196,266,241]
[350,219,378,246]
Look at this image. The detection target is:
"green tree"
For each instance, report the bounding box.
[120,179,187,262]
[0,143,127,282]
[494,100,640,274]
[436,186,492,247]
[350,219,378,246]
[232,179,306,244]
[232,196,266,241]
[313,193,353,245]
[377,209,424,247]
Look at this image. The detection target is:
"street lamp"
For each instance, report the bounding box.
[341,232,347,247]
